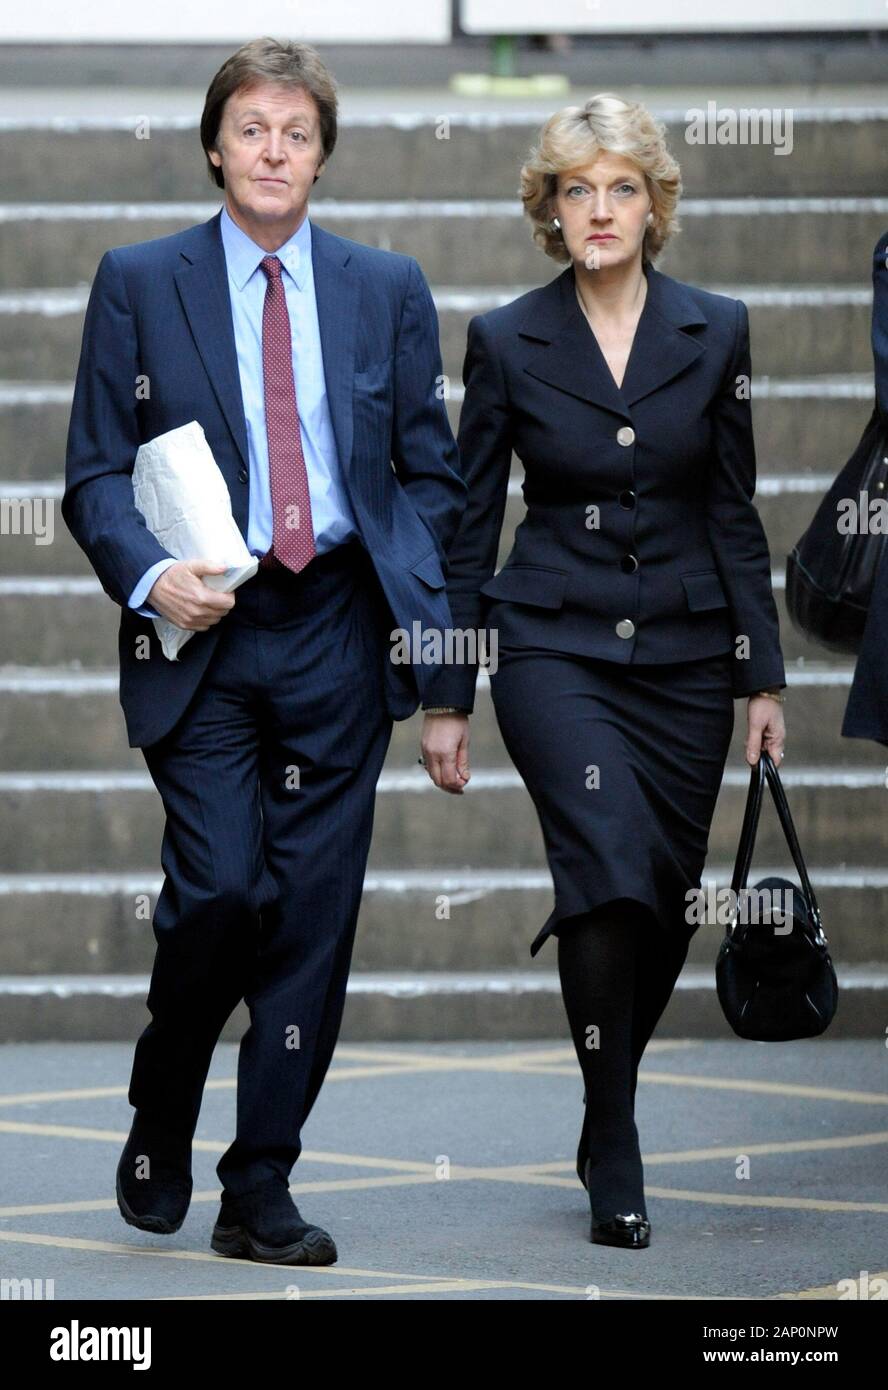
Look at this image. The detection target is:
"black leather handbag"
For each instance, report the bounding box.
[716,751,838,1041]
[785,403,888,654]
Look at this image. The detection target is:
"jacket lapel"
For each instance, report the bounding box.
[174,209,250,482]
[518,261,708,417]
[310,222,361,478]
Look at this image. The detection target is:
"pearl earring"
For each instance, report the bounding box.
[552,216,561,231]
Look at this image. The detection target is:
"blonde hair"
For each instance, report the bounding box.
[520,93,682,264]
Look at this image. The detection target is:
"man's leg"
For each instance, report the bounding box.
[215,545,393,1197]
[129,620,278,1141]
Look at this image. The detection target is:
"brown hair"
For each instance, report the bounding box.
[520,93,682,265]
[200,36,338,189]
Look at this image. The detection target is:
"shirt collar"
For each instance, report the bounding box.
[219,202,311,292]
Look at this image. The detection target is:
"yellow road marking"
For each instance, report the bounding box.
[0,1230,755,1299]
[0,1065,880,1107]
[3,1164,888,1220]
[774,1270,888,1300]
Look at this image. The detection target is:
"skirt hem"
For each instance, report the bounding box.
[529,892,667,957]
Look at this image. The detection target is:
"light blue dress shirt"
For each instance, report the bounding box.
[128,203,359,617]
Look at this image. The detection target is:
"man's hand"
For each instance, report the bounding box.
[421,713,470,794]
[745,695,786,766]
[147,559,236,630]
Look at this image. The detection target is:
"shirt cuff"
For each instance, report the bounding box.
[128,558,178,618]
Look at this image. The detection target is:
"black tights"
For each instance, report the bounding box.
[557,898,690,1219]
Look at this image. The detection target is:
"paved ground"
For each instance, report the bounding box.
[0,1037,886,1301]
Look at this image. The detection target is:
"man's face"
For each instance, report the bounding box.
[208,80,326,248]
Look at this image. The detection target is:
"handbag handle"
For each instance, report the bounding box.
[731,749,766,894]
[729,750,825,944]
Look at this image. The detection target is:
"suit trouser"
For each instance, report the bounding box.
[127,539,394,1197]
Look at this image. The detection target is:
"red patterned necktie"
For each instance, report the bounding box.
[257,253,316,573]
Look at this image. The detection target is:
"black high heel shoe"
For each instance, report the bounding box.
[590,1208,652,1248]
[583,1141,651,1249]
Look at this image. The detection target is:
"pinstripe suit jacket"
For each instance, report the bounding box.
[63,209,466,747]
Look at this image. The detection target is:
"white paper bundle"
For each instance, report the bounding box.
[132,419,258,660]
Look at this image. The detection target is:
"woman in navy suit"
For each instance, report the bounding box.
[420,94,787,1248]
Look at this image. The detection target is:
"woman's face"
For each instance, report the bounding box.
[553,152,653,273]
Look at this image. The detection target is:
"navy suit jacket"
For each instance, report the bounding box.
[63,209,466,747]
[424,259,786,711]
[841,229,888,745]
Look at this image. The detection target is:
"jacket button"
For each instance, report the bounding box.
[616,618,635,638]
[618,489,636,508]
[617,426,635,446]
[238,467,248,483]
[620,554,639,573]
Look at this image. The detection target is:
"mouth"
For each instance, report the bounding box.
[587,234,616,241]
[256,177,287,186]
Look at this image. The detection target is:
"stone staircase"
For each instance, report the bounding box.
[1,98,886,1038]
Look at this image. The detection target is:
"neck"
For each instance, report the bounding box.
[573,256,647,321]
[224,198,309,253]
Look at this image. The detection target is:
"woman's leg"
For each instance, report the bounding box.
[629,924,691,1107]
[557,900,647,1218]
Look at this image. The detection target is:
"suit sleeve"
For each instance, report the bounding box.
[421,313,514,713]
[390,257,466,563]
[706,297,786,697]
[62,248,175,607]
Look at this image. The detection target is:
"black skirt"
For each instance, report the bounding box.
[488,644,736,956]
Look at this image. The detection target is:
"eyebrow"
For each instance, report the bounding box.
[236,108,315,125]
[564,174,638,185]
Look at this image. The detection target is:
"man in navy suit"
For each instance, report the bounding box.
[62,38,465,1266]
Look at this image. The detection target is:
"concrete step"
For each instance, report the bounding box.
[0,568,859,668]
[0,965,881,1041]
[0,469,850,578]
[0,377,874,483]
[0,765,884,873]
[2,108,886,203]
[0,663,867,770]
[0,282,875,383]
[0,865,883,973]
[1,198,886,287]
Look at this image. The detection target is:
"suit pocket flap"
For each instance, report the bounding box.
[681,569,729,612]
[479,564,568,609]
[409,548,446,589]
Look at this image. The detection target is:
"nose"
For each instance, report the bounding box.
[262,132,286,163]
[590,192,611,221]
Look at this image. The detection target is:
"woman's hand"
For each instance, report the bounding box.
[745,695,786,766]
[420,713,470,794]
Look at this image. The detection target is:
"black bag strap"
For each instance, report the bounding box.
[731,751,766,896]
[729,750,826,944]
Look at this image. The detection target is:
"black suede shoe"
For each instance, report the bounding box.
[211,1176,337,1266]
[116,1114,193,1234]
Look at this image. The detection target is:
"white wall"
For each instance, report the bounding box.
[0,0,452,44]
[463,0,888,33]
